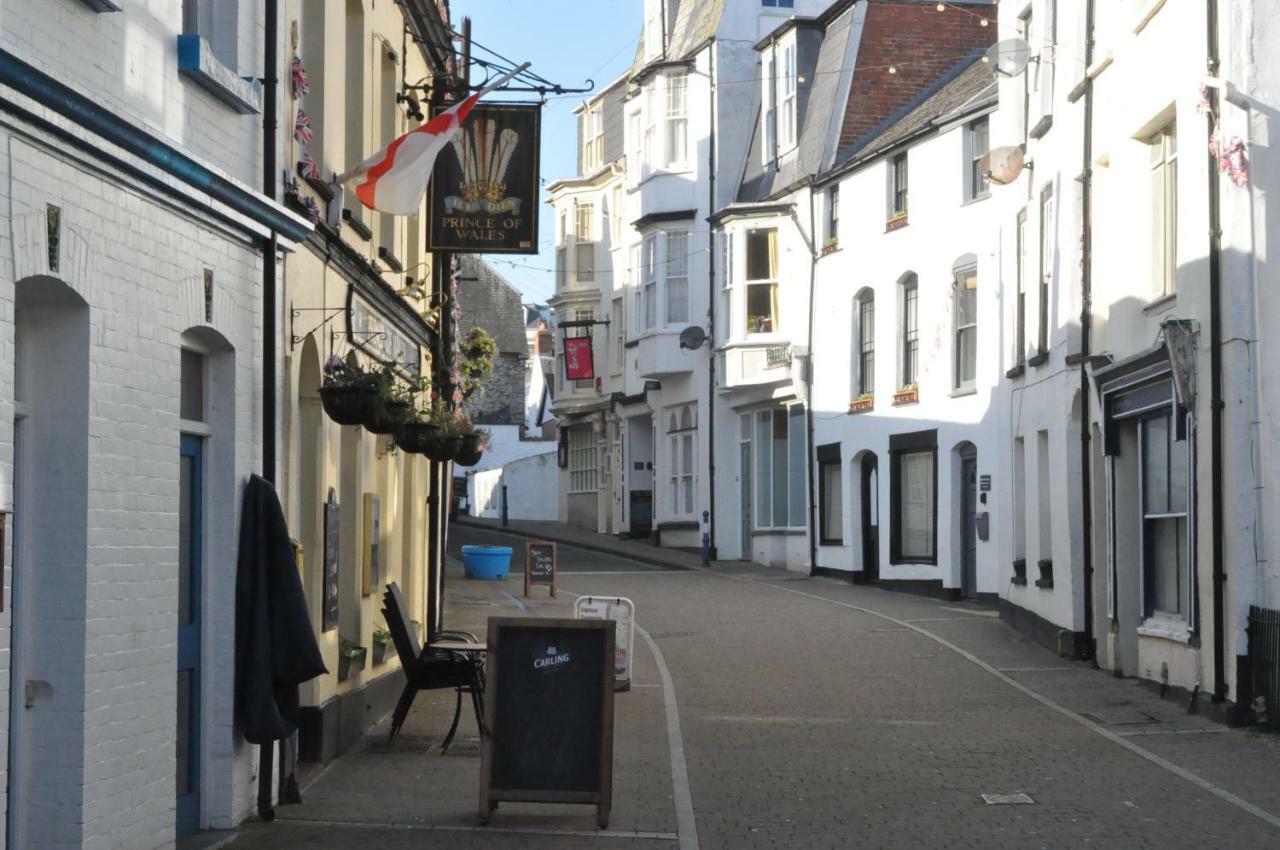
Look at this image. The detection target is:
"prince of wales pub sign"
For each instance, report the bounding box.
[427,102,541,253]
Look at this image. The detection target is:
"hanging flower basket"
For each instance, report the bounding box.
[319,384,376,426]
[364,397,414,435]
[394,421,440,454]
[455,445,485,468]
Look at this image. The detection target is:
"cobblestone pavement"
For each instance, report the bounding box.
[228,523,1280,850]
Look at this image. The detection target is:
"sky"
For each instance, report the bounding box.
[451,0,641,305]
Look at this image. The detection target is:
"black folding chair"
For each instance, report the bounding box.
[381,582,485,752]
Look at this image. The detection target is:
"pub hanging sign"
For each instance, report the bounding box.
[427,102,541,254]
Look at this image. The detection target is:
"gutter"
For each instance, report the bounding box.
[805,179,819,576]
[0,47,310,243]
[1205,0,1228,703]
[707,37,718,561]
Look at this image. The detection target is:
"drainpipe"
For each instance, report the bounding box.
[806,178,818,576]
[1206,0,1227,704]
[706,38,717,560]
[259,0,280,822]
[1079,0,1096,661]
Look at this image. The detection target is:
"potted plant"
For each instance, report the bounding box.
[372,625,392,665]
[318,356,376,426]
[363,363,418,435]
[850,392,874,413]
[338,637,367,681]
[460,327,497,401]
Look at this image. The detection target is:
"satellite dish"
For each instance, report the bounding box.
[678,326,707,350]
[981,145,1025,185]
[984,39,1032,78]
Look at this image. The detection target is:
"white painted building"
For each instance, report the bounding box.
[0,1,309,846]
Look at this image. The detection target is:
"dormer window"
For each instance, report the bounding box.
[644,0,664,61]
[780,43,797,150]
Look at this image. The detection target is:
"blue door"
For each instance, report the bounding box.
[177,435,203,836]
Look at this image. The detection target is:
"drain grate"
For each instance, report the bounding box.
[648,630,697,640]
[981,792,1035,805]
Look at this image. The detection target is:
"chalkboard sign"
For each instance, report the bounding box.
[480,617,614,827]
[322,491,340,632]
[524,541,557,598]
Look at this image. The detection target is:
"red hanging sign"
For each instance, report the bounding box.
[563,337,595,381]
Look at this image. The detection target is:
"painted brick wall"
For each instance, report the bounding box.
[0,108,265,850]
[838,1,995,152]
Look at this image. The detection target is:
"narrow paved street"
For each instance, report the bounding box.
[230,526,1280,850]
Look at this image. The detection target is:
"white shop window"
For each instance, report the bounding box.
[667,405,696,518]
[568,426,598,493]
[753,405,806,531]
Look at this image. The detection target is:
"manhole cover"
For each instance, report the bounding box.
[981,793,1035,805]
[649,630,697,640]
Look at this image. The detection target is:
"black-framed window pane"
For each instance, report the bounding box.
[892,154,909,215]
[970,118,990,196]
[903,283,918,384]
[820,461,843,543]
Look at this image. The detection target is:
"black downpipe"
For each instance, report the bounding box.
[1206,0,1228,703]
[805,180,818,576]
[1079,0,1096,661]
[258,0,280,822]
[706,39,717,561]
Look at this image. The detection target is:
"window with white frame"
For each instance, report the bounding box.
[643,0,663,61]
[667,405,696,517]
[745,228,778,335]
[753,405,807,530]
[643,85,657,177]
[1038,185,1053,355]
[556,209,568,291]
[890,431,937,564]
[1019,8,1034,142]
[901,274,918,387]
[665,231,689,324]
[568,426,598,492]
[764,55,777,163]
[720,230,733,342]
[611,184,623,243]
[643,235,658,329]
[826,185,839,245]
[665,71,688,169]
[856,292,875,396]
[582,103,603,172]
[1141,410,1190,619]
[762,0,795,6]
[629,110,643,185]
[967,117,990,200]
[1015,208,1027,365]
[890,152,909,219]
[630,243,643,339]
[780,43,797,150]
[953,263,977,389]
[612,297,624,374]
[183,0,240,72]
[1149,120,1178,298]
[575,203,595,284]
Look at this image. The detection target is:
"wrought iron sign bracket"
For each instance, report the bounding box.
[290,305,346,349]
[332,329,389,346]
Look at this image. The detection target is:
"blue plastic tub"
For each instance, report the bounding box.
[461,545,512,580]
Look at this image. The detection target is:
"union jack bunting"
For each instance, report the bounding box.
[298,150,319,180]
[301,196,321,224]
[294,108,312,144]
[290,55,310,99]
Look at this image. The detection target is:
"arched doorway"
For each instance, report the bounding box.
[857,452,879,583]
[954,441,979,598]
[8,275,90,849]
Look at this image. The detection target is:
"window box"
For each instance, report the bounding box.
[79,0,122,10]
[885,213,909,232]
[821,237,839,256]
[892,385,918,406]
[849,394,874,414]
[1011,558,1028,585]
[1035,559,1054,588]
[177,34,262,115]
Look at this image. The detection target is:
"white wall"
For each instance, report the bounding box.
[469,452,560,521]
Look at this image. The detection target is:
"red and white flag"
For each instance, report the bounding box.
[338,64,527,216]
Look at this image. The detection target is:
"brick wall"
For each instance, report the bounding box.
[838,1,995,151]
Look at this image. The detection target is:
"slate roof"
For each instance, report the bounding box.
[457,255,530,357]
[833,55,995,169]
[631,0,725,75]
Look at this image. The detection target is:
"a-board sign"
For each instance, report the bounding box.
[524,541,557,598]
[322,492,340,632]
[574,596,635,691]
[480,617,615,827]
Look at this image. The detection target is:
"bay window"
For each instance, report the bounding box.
[667,405,696,518]
[890,430,937,564]
[575,203,595,284]
[745,228,778,335]
[665,231,689,324]
[753,405,806,530]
